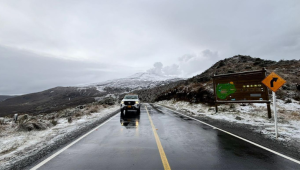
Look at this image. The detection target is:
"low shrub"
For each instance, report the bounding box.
[18,118,48,131]
[229,104,235,109]
[285,99,292,104]
[51,120,57,126]
[89,105,99,113]
[294,94,300,101]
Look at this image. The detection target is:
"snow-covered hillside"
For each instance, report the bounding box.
[128,72,178,81]
[87,72,182,93]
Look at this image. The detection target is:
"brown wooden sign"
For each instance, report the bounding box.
[213,68,271,118]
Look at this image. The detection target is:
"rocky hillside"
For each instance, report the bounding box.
[134,55,300,103]
[0,87,105,117]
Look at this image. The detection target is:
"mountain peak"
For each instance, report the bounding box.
[87,71,181,93]
[128,72,178,81]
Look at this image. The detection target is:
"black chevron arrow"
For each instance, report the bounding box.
[270,77,278,87]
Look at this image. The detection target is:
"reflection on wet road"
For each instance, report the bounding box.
[33,104,300,170]
[120,111,140,128]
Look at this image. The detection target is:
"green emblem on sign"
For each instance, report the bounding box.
[216,83,236,99]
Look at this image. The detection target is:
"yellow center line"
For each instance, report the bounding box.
[145,106,171,170]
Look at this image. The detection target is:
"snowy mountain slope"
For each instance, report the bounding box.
[128,72,178,81]
[87,72,182,92]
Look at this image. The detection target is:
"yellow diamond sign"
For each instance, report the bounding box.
[262,72,286,92]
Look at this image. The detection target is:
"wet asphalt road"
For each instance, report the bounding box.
[34,104,300,170]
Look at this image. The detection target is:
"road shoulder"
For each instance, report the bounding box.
[1,107,119,170]
[153,103,300,162]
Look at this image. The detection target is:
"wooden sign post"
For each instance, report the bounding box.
[262,72,286,138]
[213,68,271,118]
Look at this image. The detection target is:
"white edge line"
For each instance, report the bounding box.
[31,114,118,170]
[154,104,300,165]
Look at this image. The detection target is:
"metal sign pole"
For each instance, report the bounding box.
[273,91,278,138]
[262,71,285,138]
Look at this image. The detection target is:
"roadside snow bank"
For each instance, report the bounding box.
[155,99,300,141]
[0,104,119,170]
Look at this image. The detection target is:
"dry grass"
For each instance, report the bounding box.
[75,113,82,117]
[1,103,110,132]
[89,105,100,113]
[278,111,300,121]
[0,125,6,133]
[289,111,300,120]
[291,112,299,117]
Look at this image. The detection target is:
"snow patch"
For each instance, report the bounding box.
[155,99,300,141]
[0,105,119,167]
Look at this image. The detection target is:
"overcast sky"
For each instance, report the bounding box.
[0,0,299,95]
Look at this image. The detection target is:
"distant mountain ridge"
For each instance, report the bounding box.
[0,95,16,102]
[0,72,182,116]
[87,72,182,92]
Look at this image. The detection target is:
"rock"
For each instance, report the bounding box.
[235,116,243,120]
[68,117,72,123]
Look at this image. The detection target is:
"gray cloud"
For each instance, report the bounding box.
[0,46,137,95]
[178,49,219,77]
[147,62,164,76]
[147,62,181,76]
[0,0,299,94]
[163,64,181,76]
